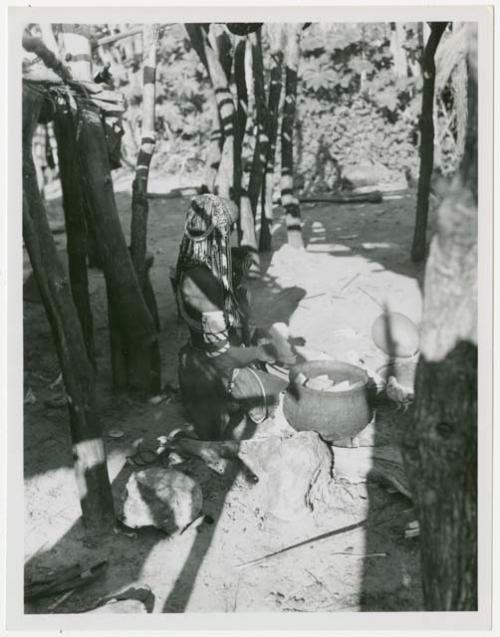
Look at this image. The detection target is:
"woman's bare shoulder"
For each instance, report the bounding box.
[180,265,225,312]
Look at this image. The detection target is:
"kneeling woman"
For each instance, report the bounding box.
[175,194,287,440]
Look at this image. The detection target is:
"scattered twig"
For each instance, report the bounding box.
[25,561,108,601]
[357,287,384,309]
[49,373,63,390]
[331,551,388,558]
[302,292,326,301]
[339,272,361,292]
[47,588,77,611]
[233,574,241,612]
[236,519,367,569]
[24,388,37,404]
[304,568,333,596]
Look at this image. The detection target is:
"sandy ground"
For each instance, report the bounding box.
[23,169,431,613]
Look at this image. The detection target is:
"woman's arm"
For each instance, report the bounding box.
[181,267,277,368]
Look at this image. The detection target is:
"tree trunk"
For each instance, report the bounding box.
[402,25,478,610]
[76,102,159,395]
[390,22,408,78]
[260,24,284,252]
[53,102,96,368]
[23,81,115,536]
[281,24,304,249]
[411,22,447,262]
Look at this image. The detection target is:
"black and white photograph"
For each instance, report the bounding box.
[2,3,495,631]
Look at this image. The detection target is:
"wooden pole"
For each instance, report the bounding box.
[53,101,96,368]
[23,81,115,535]
[402,25,477,610]
[76,102,159,395]
[186,24,235,200]
[281,23,304,249]
[57,24,93,82]
[247,29,268,218]
[129,24,162,392]
[390,22,408,78]
[188,25,225,194]
[130,24,159,287]
[233,37,248,226]
[232,37,259,256]
[22,27,71,82]
[54,25,102,270]
[411,22,448,262]
[203,97,223,193]
[260,24,284,252]
[54,25,160,394]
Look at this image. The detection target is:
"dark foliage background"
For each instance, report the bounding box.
[90,22,462,190]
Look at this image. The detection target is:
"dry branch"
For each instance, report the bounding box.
[281,24,304,249]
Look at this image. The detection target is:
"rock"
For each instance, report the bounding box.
[121,467,203,534]
[85,586,154,614]
[239,431,334,521]
[86,599,148,614]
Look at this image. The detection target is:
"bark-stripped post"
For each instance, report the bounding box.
[207,30,235,200]
[56,24,93,81]
[23,81,115,535]
[203,97,224,193]
[411,22,448,262]
[233,36,258,257]
[192,26,229,194]
[55,25,160,394]
[402,25,478,610]
[130,24,160,325]
[55,24,102,269]
[247,29,268,219]
[281,23,304,249]
[233,38,248,220]
[77,102,160,395]
[260,24,285,252]
[185,24,235,199]
[53,99,96,367]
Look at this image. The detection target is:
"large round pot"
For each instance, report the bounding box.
[283,360,373,443]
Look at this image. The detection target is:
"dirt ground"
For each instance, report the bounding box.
[23,168,432,614]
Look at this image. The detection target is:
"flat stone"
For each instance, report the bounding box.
[239,431,334,521]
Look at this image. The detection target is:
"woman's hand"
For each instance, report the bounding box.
[256,341,279,364]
